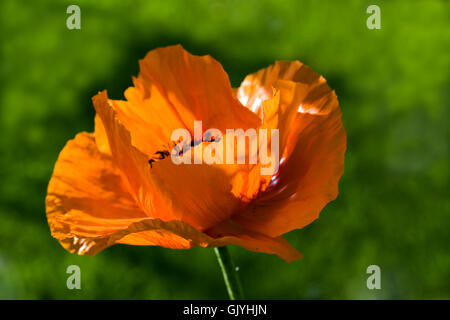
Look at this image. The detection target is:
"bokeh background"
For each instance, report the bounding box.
[1,0,448,299]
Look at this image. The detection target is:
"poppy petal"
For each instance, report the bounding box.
[46,132,147,250]
[93,91,261,230]
[94,114,111,154]
[93,91,179,221]
[206,219,302,262]
[117,218,301,262]
[237,60,323,116]
[109,45,261,158]
[138,45,261,131]
[232,61,346,237]
[46,132,300,261]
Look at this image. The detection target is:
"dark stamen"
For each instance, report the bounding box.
[149,136,222,168]
[155,150,170,160]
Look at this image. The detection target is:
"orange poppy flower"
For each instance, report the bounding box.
[46,45,346,262]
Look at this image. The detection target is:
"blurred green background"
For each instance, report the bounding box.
[0,0,448,299]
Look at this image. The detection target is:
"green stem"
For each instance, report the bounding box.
[214,246,244,300]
